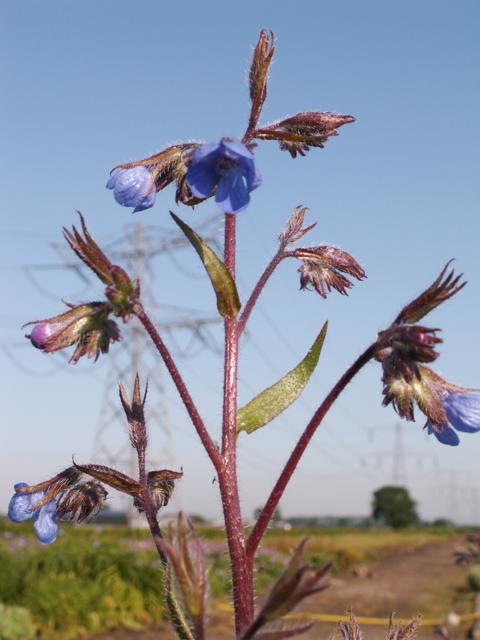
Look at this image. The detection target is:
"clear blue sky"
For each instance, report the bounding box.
[1,1,480,524]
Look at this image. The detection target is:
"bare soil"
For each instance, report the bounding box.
[92,536,474,640]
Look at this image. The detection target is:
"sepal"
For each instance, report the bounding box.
[247,30,275,134]
[73,462,141,496]
[278,206,317,247]
[393,261,465,325]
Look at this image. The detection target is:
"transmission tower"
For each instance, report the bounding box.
[21,217,223,526]
[91,221,222,525]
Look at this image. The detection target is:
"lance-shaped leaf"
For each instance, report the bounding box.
[238,322,328,434]
[170,212,241,317]
[73,462,141,496]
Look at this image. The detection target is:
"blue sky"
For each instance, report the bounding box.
[1,1,480,524]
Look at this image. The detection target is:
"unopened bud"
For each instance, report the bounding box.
[56,481,108,523]
[25,302,121,364]
[292,246,365,299]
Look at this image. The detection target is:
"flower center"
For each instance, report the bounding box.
[216,156,237,176]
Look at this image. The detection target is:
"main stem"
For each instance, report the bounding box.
[246,343,376,558]
[219,213,254,635]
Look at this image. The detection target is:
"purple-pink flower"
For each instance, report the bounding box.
[186,138,261,213]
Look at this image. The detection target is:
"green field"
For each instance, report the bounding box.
[0,518,471,640]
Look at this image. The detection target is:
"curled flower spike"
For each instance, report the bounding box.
[186,138,262,213]
[25,302,121,364]
[107,166,156,212]
[8,483,58,544]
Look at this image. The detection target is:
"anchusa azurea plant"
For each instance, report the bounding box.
[9,30,479,639]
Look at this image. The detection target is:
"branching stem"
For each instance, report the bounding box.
[135,303,221,473]
[246,343,376,558]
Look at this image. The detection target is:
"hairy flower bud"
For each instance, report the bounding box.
[291,246,365,299]
[254,111,355,158]
[147,469,183,513]
[25,302,121,364]
[279,206,317,247]
[56,481,108,523]
[108,144,200,210]
[376,325,442,382]
[247,30,275,134]
[119,374,147,454]
[107,166,156,212]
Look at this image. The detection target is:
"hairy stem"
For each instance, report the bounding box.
[246,343,376,558]
[135,303,221,472]
[220,214,254,634]
[237,247,285,336]
[137,440,194,640]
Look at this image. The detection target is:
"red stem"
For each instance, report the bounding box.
[237,247,285,336]
[219,214,255,635]
[134,303,221,473]
[246,343,376,558]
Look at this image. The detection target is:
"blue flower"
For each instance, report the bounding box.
[106,166,156,213]
[8,483,58,544]
[186,139,261,213]
[427,390,480,446]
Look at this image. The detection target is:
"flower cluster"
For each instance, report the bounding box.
[106,30,353,217]
[376,264,480,446]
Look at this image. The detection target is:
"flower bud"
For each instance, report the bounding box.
[25,302,121,364]
[254,111,355,158]
[56,481,108,523]
[147,469,183,513]
[279,206,317,247]
[107,166,156,212]
[292,246,365,299]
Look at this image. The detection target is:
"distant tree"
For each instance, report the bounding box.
[254,507,282,527]
[372,486,419,529]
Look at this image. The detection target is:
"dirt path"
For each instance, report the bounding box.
[92,536,473,640]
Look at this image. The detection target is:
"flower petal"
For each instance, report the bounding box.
[107,167,155,210]
[191,142,221,162]
[427,422,460,446]
[444,391,480,433]
[215,171,250,213]
[33,504,58,544]
[8,484,44,523]
[186,158,219,198]
[220,138,254,160]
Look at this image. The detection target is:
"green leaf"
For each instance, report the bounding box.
[170,212,241,318]
[237,322,328,434]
